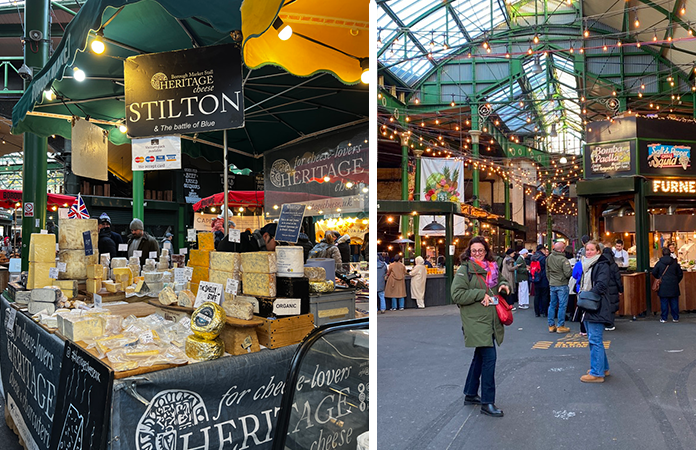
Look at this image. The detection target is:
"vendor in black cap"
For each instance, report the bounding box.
[217,222,278,253]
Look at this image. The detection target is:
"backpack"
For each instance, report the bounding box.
[308,242,331,259]
[530,260,542,283]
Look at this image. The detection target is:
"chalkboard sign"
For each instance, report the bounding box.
[83,231,94,256]
[49,341,114,450]
[275,204,306,244]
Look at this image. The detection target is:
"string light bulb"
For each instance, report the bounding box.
[273,17,293,41]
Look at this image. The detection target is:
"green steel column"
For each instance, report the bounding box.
[577,195,589,239]
[413,149,424,258]
[546,182,553,248]
[504,179,511,248]
[445,212,454,303]
[635,178,651,312]
[21,0,50,270]
[133,171,145,220]
[470,113,481,236]
[400,133,410,260]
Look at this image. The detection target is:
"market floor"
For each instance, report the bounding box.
[377,305,696,450]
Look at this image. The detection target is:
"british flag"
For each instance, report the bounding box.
[67,193,90,219]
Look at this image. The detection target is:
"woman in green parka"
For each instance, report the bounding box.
[451,236,510,418]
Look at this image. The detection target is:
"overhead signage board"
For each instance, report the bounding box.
[639,140,696,177]
[132,136,182,171]
[275,204,306,243]
[583,141,636,179]
[124,43,244,138]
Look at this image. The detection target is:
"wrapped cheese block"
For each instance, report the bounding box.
[177,289,195,307]
[209,252,241,273]
[111,257,128,269]
[57,250,99,279]
[189,249,210,267]
[28,262,56,289]
[190,302,226,339]
[304,266,326,282]
[86,264,103,279]
[185,335,224,360]
[222,299,254,320]
[171,254,186,268]
[242,272,277,297]
[309,280,335,293]
[53,280,78,299]
[198,232,215,251]
[87,278,102,293]
[59,219,98,250]
[158,285,178,305]
[112,267,133,287]
[29,233,57,263]
[241,252,277,274]
[61,315,105,342]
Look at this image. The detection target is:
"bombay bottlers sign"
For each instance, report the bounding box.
[124,43,244,138]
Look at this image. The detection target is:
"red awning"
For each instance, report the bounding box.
[192,191,265,212]
[0,189,76,210]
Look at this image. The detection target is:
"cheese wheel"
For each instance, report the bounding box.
[158,285,178,305]
[304,266,326,282]
[177,289,195,307]
[309,280,335,293]
[222,299,254,321]
[185,335,224,360]
[190,302,226,339]
[29,233,57,263]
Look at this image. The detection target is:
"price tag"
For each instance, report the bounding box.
[228,229,241,243]
[8,258,21,273]
[242,335,252,353]
[118,243,128,252]
[93,293,102,308]
[6,308,17,332]
[185,267,193,281]
[49,267,59,279]
[57,262,67,272]
[225,278,239,295]
[56,243,60,251]
[40,229,48,234]
[194,281,224,307]
[180,248,188,255]
[149,251,158,259]
[141,330,154,344]
[174,268,186,284]
[449,245,455,256]
[187,229,196,242]
[273,298,301,316]
[133,250,142,258]
[35,219,40,227]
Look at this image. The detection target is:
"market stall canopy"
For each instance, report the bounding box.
[191,190,264,211]
[0,189,75,209]
[241,0,368,84]
[11,0,367,171]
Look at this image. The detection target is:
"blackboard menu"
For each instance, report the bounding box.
[275,204,306,243]
[49,341,114,450]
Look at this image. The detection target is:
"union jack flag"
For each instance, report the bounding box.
[67,193,90,219]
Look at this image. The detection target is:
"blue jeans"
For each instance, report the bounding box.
[548,285,570,327]
[464,339,497,404]
[391,298,404,309]
[585,321,609,377]
[660,296,679,321]
[378,291,386,311]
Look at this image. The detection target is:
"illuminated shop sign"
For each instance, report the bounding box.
[647,143,691,170]
[652,179,696,194]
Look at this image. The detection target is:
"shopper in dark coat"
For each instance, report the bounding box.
[531,245,550,317]
[652,247,683,322]
[579,241,616,383]
[297,230,314,262]
[335,232,351,264]
[601,247,623,330]
[98,226,117,260]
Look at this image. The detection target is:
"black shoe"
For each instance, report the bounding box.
[480,403,504,417]
[464,395,481,405]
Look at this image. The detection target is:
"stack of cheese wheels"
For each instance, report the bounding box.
[209,252,242,303]
[57,219,99,279]
[187,232,214,295]
[27,233,57,289]
[241,252,277,297]
[185,301,226,360]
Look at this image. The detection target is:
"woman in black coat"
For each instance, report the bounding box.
[578,241,615,383]
[601,247,623,330]
[652,247,683,323]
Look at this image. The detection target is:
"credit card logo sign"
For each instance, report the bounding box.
[156,155,165,162]
[135,156,145,163]
[145,156,155,162]
[166,154,176,161]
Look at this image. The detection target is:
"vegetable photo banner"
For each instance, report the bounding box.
[420,158,464,203]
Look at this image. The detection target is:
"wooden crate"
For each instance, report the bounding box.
[256,314,315,349]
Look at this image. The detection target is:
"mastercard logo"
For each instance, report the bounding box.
[145,156,155,162]
[135,156,144,163]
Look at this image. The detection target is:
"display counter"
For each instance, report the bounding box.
[402,274,448,308]
[619,272,647,316]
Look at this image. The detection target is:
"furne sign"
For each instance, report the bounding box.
[125,43,244,138]
[652,179,696,194]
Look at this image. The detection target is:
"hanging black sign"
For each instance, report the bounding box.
[125,43,244,138]
[49,341,114,450]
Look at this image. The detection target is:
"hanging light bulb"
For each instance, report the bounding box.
[360,59,370,84]
[680,1,686,15]
[533,34,539,44]
[633,8,640,28]
[43,89,55,101]
[119,124,127,133]
[91,37,105,54]
[273,17,293,41]
[653,29,658,41]
[73,67,86,82]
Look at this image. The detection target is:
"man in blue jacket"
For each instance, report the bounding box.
[531,244,550,317]
[377,253,388,314]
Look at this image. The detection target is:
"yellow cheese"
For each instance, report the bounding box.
[190,266,209,285]
[125,286,136,295]
[177,289,195,307]
[53,280,78,299]
[57,250,99,279]
[58,218,98,250]
[209,252,241,273]
[158,285,178,305]
[86,264,103,279]
[103,266,109,280]
[134,279,145,293]
[197,232,215,251]
[191,282,199,295]
[86,278,102,293]
[189,249,210,267]
[241,252,277,274]
[28,262,56,289]
[112,267,133,287]
[29,233,57,263]
[190,302,226,339]
[104,281,117,293]
[62,315,105,342]
[242,272,277,297]
[222,299,254,320]
[185,335,224,360]
[309,280,335,293]
[209,269,240,287]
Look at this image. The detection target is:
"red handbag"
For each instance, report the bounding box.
[495,295,514,326]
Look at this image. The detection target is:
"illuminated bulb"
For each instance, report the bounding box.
[345,182,353,188]
[91,38,105,54]
[43,89,55,101]
[210,207,216,213]
[119,124,127,133]
[73,67,86,82]
[533,34,539,44]
[274,17,293,41]
[273,205,279,210]
[324,176,331,182]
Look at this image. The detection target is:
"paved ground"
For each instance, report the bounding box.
[378,304,696,450]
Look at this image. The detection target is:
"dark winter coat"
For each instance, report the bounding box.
[652,255,683,298]
[451,259,510,348]
[583,254,618,326]
[602,247,624,297]
[336,238,351,264]
[376,258,387,292]
[98,228,117,260]
[297,233,314,262]
[127,231,160,266]
[531,251,549,287]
